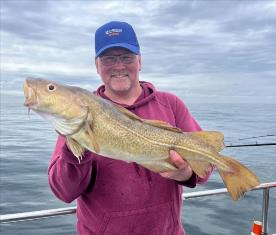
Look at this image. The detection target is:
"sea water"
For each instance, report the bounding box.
[1,92,275,235]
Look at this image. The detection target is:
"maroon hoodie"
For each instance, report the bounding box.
[48,81,211,235]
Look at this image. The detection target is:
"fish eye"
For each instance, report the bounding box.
[47,84,56,92]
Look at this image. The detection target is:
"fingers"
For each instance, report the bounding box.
[160,166,193,181]
[159,150,193,181]
[159,171,173,179]
[169,150,188,169]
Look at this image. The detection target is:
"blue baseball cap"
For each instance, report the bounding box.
[95,21,140,58]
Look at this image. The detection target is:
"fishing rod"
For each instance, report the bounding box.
[226,142,276,148]
[225,133,276,147]
[238,134,276,141]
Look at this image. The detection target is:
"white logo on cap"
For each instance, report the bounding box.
[105,28,122,36]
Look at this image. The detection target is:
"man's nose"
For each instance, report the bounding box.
[114,57,125,66]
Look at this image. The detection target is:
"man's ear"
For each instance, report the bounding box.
[138,55,142,71]
[95,58,100,74]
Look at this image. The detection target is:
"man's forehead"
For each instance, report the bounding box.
[102,47,132,55]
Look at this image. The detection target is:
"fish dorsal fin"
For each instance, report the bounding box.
[113,103,142,121]
[143,119,183,133]
[66,137,85,163]
[113,104,182,133]
[190,131,225,151]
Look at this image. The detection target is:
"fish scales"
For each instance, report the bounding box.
[23,78,260,200]
[78,99,179,162]
[61,94,231,175]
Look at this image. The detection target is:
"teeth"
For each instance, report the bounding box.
[112,76,126,78]
[112,74,128,78]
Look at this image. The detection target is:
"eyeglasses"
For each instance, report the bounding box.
[99,53,136,66]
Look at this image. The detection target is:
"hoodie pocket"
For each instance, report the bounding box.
[97,201,177,235]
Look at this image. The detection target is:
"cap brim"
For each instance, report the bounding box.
[96,43,140,58]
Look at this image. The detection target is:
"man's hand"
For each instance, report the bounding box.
[160,150,193,182]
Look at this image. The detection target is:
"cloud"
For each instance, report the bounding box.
[1,0,275,102]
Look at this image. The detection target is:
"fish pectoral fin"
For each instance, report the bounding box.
[189,131,225,152]
[85,122,100,154]
[83,109,100,154]
[187,160,212,178]
[66,137,85,163]
[143,120,183,133]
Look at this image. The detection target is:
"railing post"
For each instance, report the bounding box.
[261,188,269,235]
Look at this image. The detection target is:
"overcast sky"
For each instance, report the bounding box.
[1,0,276,102]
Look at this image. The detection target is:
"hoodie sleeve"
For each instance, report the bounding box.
[173,95,213,187]
[48,135,95,203]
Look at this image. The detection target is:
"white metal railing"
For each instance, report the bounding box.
[1,182,275,235]
[0,207,77,223]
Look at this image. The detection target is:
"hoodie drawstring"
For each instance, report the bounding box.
[134,163,141,176]
[133,163,152,185]
[145,169,152,185]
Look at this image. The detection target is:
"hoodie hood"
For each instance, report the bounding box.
[95,81,156,110]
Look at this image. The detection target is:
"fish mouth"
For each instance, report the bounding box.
[23,80,37,108]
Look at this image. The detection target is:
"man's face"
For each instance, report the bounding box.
[95,47,141,95]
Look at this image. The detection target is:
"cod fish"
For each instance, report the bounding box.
[23,78,260,201]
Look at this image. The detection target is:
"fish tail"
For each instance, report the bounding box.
[218,155,260,201]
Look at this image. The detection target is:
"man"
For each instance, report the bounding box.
[48,21,212,235]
